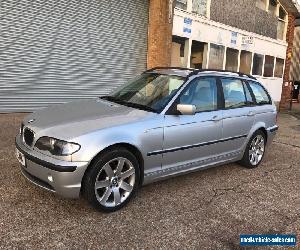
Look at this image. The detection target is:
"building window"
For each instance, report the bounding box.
[277,20,286,40]
[279,5,286,19]
[192,0,207,16]
[277,6,287,40]
[268,0,277,15]
[263,55,275,77]
[208,44,225,70]
[225,48,239,71]
[171,36,187,67]
[256,0,266,10]
[190,41,208,69]
[274,58,284,78]
[239,51,252,74]
[175,0,187,10]
[252,53,264,76]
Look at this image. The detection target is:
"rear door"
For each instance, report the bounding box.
[221,77,255,154]
[247,80,275,128]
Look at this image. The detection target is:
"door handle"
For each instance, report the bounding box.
[212,115,222,122]
[247,111,255,116]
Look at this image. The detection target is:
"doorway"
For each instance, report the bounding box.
[190,41,208,69]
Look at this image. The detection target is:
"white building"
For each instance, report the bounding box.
[171,0,300,104]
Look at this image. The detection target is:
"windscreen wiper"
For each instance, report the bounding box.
[122,102,157,113]
[100,96,157,113]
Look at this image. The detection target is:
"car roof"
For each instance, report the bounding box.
[145,67,257,81]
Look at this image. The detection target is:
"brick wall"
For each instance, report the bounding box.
[147,0,173,69]
[289,26,300,81]
[279,14,296,110]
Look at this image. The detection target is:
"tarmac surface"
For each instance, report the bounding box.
[0,112,299,249]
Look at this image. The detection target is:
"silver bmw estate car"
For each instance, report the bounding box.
[15,67,278,212]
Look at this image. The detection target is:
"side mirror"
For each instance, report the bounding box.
[177,104,196,115]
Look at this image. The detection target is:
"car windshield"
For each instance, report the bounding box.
[101,73,185,113]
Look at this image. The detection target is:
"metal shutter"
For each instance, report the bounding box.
[0,0,149,112]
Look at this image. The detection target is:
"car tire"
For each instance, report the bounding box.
[239,130,266,169]
[82,147,140,212]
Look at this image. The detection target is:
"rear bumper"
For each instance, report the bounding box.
[266,125,278,147]
[15,134,89,198]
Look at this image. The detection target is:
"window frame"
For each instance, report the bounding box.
[218,77,252,110]
[252,53,264,76]
[256,0,267,11]
[208,43,226,70]
[225,47,239,72]
[277,5,288,40]
[274,57,285,78]
[175,0,188,10]
[166,76,223,115]
[268,0,277,16]
[239,50,253,75]
[263,55,275,77]
[174,0,211,18]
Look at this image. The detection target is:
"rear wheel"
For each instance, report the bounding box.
[239,130,266,168]
[83,148,140,212]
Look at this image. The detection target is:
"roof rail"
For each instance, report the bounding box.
[144,66,194,72]
[189,69,257,80]
[144,67,257,80]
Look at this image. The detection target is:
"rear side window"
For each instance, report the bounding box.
[221,78,247,108]
[248,81,271,105]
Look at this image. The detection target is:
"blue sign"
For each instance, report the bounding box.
[184,17,192,25]
[183,17,192,37]
[240,234,297,246]
[230,32,238,47]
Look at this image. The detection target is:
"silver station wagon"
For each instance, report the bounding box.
[15,68,278,212]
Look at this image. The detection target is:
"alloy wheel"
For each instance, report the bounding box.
[94,157,135,208]
[249,134,265,165]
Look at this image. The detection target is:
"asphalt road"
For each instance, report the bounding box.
[0,112,299,249]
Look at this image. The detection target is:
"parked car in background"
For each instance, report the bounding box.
[15,67,278,212]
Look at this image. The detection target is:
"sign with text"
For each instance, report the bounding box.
[241,35,254,45]
[183,17,192,38]
[230,32,238,47]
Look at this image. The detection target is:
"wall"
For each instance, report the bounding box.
[210,0,278,39]
[147,0,173,69]
[289,25,300,81]
[280,13,296,110]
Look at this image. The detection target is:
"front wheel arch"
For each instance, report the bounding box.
[80,143,144,195]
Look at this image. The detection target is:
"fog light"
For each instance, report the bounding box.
[48,175,53,182]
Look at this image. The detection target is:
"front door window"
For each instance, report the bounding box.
[179,77,218,112]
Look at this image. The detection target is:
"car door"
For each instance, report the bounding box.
[162,76,224,171]
[221,77,256,155]
[247,80,275,128]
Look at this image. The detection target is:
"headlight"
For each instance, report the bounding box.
[35,137,81,156]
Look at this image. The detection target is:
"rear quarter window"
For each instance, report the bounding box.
[248,81,271,105]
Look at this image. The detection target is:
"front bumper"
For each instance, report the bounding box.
[15,134,89,198]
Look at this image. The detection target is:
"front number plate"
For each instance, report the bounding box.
[16,148,26,167]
